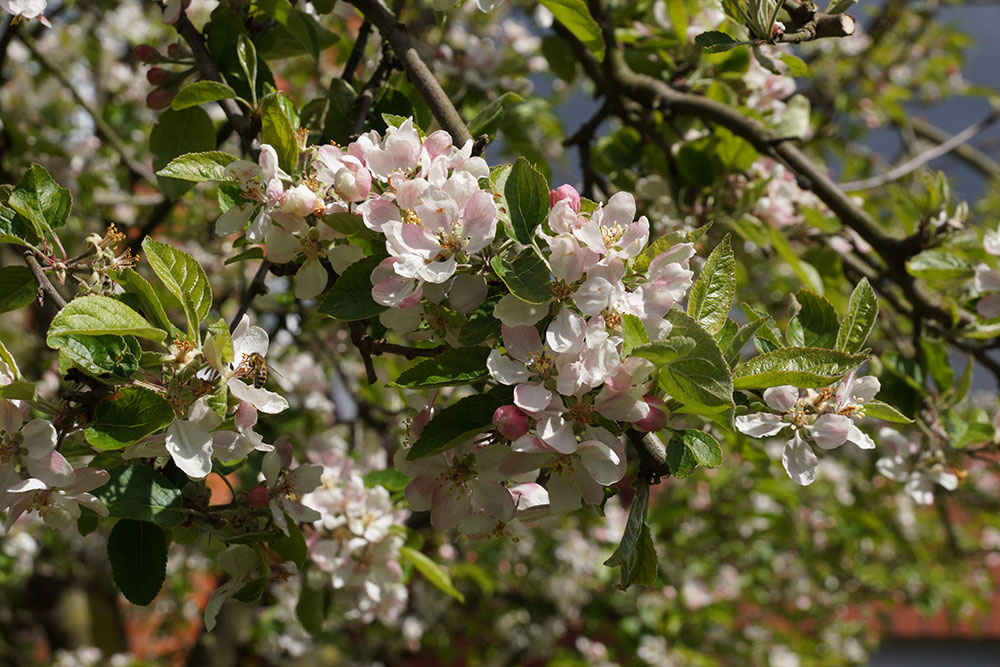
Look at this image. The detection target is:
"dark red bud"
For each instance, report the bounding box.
[167,42,184,58]
[248,485,269,508]
[493,404,530,440]
[146,67,169,86]
[145,88,174,110]
[635,395,669,433]
[133,44,158,63]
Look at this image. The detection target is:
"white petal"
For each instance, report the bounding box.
[782,433,818,486]
[735,413,787,438]
[165,419,214,480]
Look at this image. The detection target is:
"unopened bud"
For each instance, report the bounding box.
[549,184,581,213]
[133,44,159,63]
[247,484,269,508]
[493,404,530,440]
[167,42,186,59]
[146,88,175,110]
[146,67,169,86]
[634,395,668,433]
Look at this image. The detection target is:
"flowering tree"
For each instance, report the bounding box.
[1,0,999,663]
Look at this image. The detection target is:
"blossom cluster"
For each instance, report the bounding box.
[974,223,1000,319]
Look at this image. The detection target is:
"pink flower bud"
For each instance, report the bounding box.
[133,44,158,63]
[146,88,175,110]
[167,42,185,58]
[275,435,293,467]
[247,484,269,508]
[634,395,668,432]
[549,184,581,213]
[146,67,169,86]
[493,404,530,440]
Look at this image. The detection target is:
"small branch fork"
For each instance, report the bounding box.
[24,252,67,309]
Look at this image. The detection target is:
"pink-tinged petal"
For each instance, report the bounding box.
[975,264,1000,292]
[25,450,74,488]
[577,439,626,485]
[392,175,429,209]
[264,225,299,263]
[493,294,549,326]
[430,484,470,530]
[246,207,272,243]
[486,350,531,385]
[537,415,577,454]
[545,307,586,353]
[228,380,289,414]
[594,386,649,422]
[422,130,453,160]
[258,145,279,182]
[548,234,593,282]
[977,293,1000,319]
[575,218,608,253]
[499,450,553,475]
[810,413,851,449]
[461,191,498,253]
[414,189,460,232]
[285,499,322,524]
[648,243,695,275]
[514,382,553,414]
[295,259,328,300]
[782,432,818,486]
[372,273,422,307]
[846,423,876,450]
[471,480,516,521]
[7,477,47,493]
[546,469,583,514]
[550,184,581,212]
[603,191,636,228]
[21,419,56,458]
[763,386,799,412]
[574,276,614,316]
[165,419,214,480]
[384,221,439,259]
[74,493,109,517]
[735,412,787,438]
[618,217,649,258]
[162,0,184,24]
[0,399,23,435]
[216,203,255,235]
[358,197,401,231]
[416,257,458,284]
[502,325,543,363]
[548,200,580,235]
[851,375,880,404]
[511,481,550,511]
[984,226,1000,256]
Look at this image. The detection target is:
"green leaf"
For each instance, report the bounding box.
[504,157,549,245]
[224,247,265,265]
[207,318,235,364]
[52,334,141,379]
[142,238,212,340]
[408,388,511,460]
[107,519,168,606]
[270,519,307,569]
[458,296,502,346]
[323,78,357,145]
[93,464,185,526]
[694,30,741,52]
[236,34,258,103]
[604,482,657,588]
[47,296,166,345]
[906,250,974,281]
[155,151,238,182]
[540,0,605,61]
[467,92,523,138]
[0,339,20,379]
[865,400,913,424]
[171,81,238,110]
[723,317,768,366]
[322,212,381,240]
[679,430,723,467]
[645,309,734,422]
[317,254,387,321]
[779,53,808,76]
[836,277,877,354]
[604,482,649,568]
[296,578,326,635]
[634,223,711,273]
[733,347,867,390]
[108,268,177,336]
[261,92,299,173]
[622,313,650,357]
[395,347,491,388]
[490,249,552,304]
[0,265,37,312]
[8,164,72,234]
[789,290,839,349]
[84,386,175,450]
[400,545,465,603]
[666,432,697,478]
[687,234,735,334]
[362,468,410,492]
[150,107,217,200]
[0,204,31,245]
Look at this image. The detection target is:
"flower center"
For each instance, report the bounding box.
[601,223,624,248]
[527,352,555,379]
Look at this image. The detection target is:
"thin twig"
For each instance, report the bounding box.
[351,46,396,136]
[18,33,158,188]
[910,116,1000,180]
[347,0,472,145]
[840,110,1000,191]
[24,253,67,309]
[341,19,372,85]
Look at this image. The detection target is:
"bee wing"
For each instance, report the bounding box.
[265,362,285,381]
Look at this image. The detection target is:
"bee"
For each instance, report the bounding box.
[237,352,275,389]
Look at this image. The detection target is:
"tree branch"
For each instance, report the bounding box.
[347,0,472,146]
[341,19,372,85]
[840,110,1000,190]
[627,429,670,481]
[910,116,1000,180]
[24,253,67,309]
